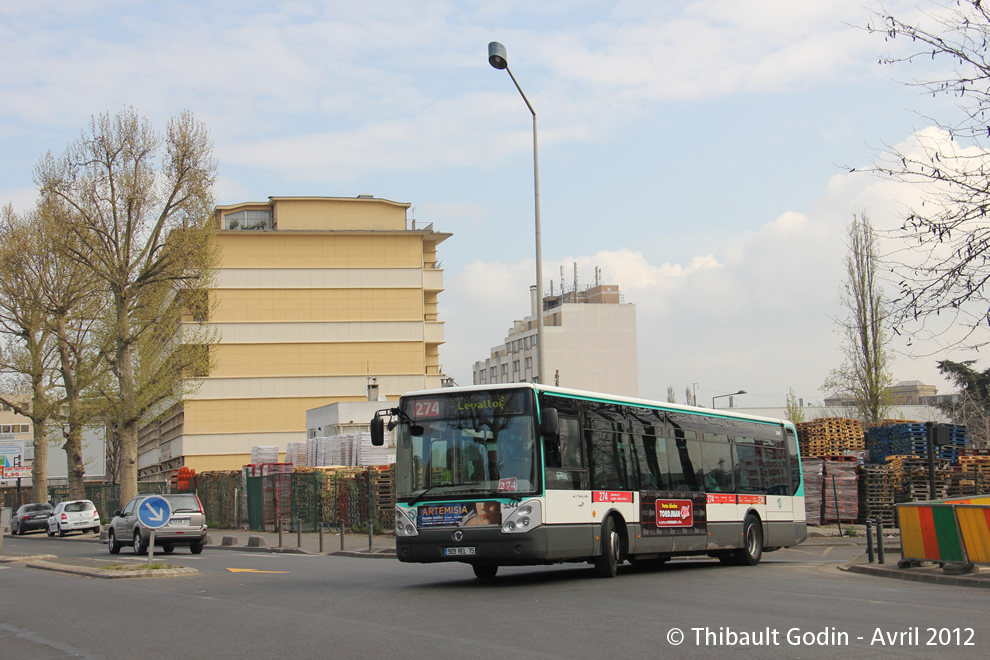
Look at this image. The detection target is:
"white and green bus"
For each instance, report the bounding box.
[371,383,807,579]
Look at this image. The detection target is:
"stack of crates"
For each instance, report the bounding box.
[796,418,864,458]
[857,463,895,525]
[866,423,969,463]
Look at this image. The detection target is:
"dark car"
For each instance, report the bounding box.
[107,493,208,555]
[11,502,54,535]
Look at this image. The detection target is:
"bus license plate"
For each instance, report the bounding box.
[443,547,475,556]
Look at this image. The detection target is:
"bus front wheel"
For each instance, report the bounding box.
[594,516,622,578]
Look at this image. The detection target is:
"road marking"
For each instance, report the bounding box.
[226,568,289,574]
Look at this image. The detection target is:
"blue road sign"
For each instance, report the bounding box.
[137,495,172,529]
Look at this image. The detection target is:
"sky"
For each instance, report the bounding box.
[0,0,979,409]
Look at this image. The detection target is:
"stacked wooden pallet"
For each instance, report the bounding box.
[867,423,969,464]
[947,450,990,497]
[857,463,895,525]
[886,455,951,503]
[796,418,864,458]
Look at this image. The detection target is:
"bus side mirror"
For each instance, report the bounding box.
[540,408,559,437]
[370,415,385,446]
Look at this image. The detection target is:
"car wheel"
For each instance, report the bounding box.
[133,530,148,555]
[46,525,55,537]
[108,529,121,554]
[190,542,204,555]
[11,523,18,535]
[162,544,174,554]
[57,524,66,538]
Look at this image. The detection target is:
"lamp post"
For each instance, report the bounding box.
[713,390,746,409]
[489,41,545,384]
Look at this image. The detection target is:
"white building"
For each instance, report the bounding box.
[472,281,638,398]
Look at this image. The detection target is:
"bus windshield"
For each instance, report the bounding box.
[396,389,539,500]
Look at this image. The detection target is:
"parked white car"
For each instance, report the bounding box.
[47,500,101,537]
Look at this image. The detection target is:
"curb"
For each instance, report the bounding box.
[25,560,199,579]
[0,553,57,563]
[331,550,397,559]
[842,562,990,589]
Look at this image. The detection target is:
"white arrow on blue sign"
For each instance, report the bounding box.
[137,495,172,529]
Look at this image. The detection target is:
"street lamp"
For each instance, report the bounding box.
[489,41,545,385]
[713,390,746,409]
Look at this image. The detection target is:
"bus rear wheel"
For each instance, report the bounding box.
[472,563,498,580]
[594,516,622,578]
[721,515,763,566]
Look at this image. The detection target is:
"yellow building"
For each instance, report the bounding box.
[137,196,450,479]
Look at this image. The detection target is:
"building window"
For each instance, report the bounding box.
[490,367,496,380]
[501,364,508,377]
[525,357,532,370]
[224,209,272,231]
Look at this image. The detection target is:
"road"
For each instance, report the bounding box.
[1,534,986,659]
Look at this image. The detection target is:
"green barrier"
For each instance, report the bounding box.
[898,498,990,570]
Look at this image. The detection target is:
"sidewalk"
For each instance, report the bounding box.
[840,548,990,589]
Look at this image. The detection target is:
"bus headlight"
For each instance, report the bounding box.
[395,506,418,537]
[501,500,542,534]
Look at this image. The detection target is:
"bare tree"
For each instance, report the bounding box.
[866,2,990,348]
[666,386,676,403]
[0,205,59,499]
[823,213,894,424]
[37,196,112,500]
[35,107,219,507]
[684,386,695,407]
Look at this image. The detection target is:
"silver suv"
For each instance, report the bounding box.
[108,493,208,555]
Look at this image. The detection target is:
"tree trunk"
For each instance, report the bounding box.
[118,336,139,508]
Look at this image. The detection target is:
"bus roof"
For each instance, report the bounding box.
[399,382,794,428]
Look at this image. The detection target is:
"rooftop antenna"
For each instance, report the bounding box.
[573,262,578,293]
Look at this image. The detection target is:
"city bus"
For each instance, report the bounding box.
[371,383,807,579]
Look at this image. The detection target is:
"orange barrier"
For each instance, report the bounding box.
[898,496,990,567]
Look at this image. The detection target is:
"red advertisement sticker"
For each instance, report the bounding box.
[706,493,736,505]
[593,491,633,503]
[656,499,694,527]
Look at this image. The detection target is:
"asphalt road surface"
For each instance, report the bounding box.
[2,535,986,659]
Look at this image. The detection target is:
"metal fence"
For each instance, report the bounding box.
[245,467,394,533]
[3,466,396,534]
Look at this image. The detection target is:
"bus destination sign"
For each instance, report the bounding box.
[407,391,528,421]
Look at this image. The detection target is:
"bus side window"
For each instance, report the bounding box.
[668,429,701,492]
[632,427,666,490]
[701,435,733,493]
[733,438,765,494]
[589,420,624,490]
[546,416,587,490]
[764,440,790,495]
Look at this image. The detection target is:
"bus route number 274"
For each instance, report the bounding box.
[414,400,441,418]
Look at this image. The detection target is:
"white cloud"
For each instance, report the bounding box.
[441,124,979,407]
